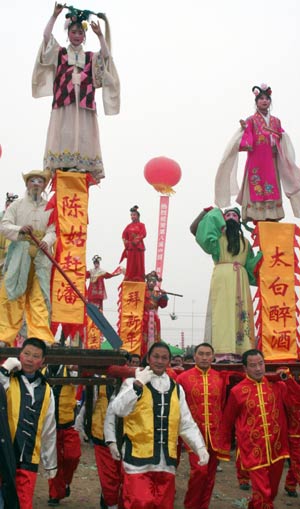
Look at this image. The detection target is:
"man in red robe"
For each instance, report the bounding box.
[219,349,300,509]
[177,342,226,509]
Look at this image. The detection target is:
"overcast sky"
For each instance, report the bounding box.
[1,0,300,346]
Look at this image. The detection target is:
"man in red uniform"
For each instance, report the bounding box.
[219,348,300,509]
[177,342,226,509]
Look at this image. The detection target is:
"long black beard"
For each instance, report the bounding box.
[225,219,245,256]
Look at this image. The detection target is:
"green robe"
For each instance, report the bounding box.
[196,208,262,356]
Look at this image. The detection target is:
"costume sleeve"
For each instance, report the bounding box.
[0,202,22,241]
[178,386,206,454]
[42,223,56,249]
[32,33,60,99]
[218,390,240,460]
[104,397,117,443]
[111,379,140,417]
[40,390,57,470]
[239,117,254,151]
[158,293,169,309]
[214,129,243,208]
[244,241,263,286]
[195,208,225,262]
[43,15,56,45]
[92,50,120,115]
[0,369,11,390]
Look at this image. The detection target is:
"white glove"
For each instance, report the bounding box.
[0,341,8,348]
[135,366,153,385]
[198,446,210,466]
[108,442,121,461]
[2,358,22,373]
[44,468,57,479]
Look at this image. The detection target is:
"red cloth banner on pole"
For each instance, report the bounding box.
[155,195,169,281]
[118,281,146,355]
[49,171,89,339]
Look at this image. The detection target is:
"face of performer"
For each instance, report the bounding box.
[172,355,183,367]
[245,353,265,382]
[129,355,141,367]
[224,210,240,223]
[68,24,85,46]
[194,345,214,372]
[147,346,171,376]
[26,177,46,200]
[130,211,139,223]
[256,93,271,115]
[20,345,45,375]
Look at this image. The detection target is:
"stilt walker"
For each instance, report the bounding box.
[32,3,120,343]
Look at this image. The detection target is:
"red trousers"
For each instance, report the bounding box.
[94,444,123,507]
[184,447,218,509]
[236,453,250,485]
[123,471,175,509]
[48,427,81,500]
[248,460,284,509]
[16,469,37,509]
[285,437,300,490]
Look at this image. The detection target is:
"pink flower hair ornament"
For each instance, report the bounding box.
[252,84,272,97]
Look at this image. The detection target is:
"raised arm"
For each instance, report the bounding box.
[44,2,65,45]
[91,20,110,59]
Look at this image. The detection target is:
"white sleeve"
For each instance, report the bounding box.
[40,390,57,470]
[0,370,11,390]
[178,386,206,454]
[104,397,117,443]
[110,379,139,417]
[42,222,56,249]
[0,203,22,241]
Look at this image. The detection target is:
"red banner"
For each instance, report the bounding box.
[155,195,169,280]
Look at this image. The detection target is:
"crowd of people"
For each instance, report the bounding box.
[0,340,300,509]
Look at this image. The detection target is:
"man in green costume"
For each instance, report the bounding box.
[191,207,262,361]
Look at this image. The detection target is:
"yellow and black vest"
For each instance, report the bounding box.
[43,365,77,429]
[123,379,180,467]
[6,372,51,471]
[91,383,115,446]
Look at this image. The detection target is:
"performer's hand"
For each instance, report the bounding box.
[276,367,292,380]
[44,468,57,479]
[108,442,121,461]
[19,225,33,234]
[239,119,246,130]
[91,20,103,37]
[197,446,210,466]
[39,241,48,252]
[2,358,22,373]
[53,2,66,18]
[135,366,153,386]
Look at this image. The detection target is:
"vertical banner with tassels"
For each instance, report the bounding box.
[118,281,146,354]
[155,196,169,281]
[253,222,300,361]
[48,171,89,338]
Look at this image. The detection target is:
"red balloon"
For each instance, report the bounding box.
[144,157,181,187]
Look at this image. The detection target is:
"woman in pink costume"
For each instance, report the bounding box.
[215,83,300,222]
[120,206,146,282]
